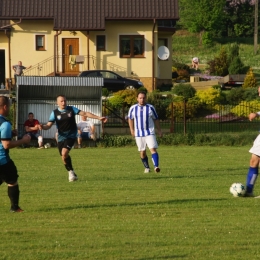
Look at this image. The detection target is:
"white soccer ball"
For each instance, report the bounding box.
[230,183,246,197]
[44,143,51,149]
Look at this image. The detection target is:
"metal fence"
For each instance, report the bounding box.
[102,100,260,134]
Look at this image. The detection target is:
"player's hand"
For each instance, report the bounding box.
[22,134,31,144]
[38,124,43,130]
[99,117,108,123]
[249,113,257,121]
[130,130,135,137]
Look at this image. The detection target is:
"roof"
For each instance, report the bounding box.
[0,0,179,30]
[0,19,11,30]
[17,76,103,100]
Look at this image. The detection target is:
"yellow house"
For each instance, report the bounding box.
[0,0,179,92]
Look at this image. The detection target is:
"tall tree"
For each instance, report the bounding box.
[179,0,227,44]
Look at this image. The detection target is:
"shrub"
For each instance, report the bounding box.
[102,88,110,97]
[172,83,196,100]
[242,67,257,89]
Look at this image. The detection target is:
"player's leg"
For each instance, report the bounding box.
[246,135,260,195]
[245,154,259,196]
[136,137,150,173]
[36,134,44,149]
[2,160,23,212]
[147,135,160,173]
[77,131,82,148]
[58,139,78,182]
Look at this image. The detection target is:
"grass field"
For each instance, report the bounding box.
[1,146,260,260]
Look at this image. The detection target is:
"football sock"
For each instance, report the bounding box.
[8,185,20,210]
[151,152,159,167]
[141,156,150,169]
[246,167,258,193]
[64,156,73,171]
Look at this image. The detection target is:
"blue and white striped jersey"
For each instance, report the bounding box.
[128,104,159,137]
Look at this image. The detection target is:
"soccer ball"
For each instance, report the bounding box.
[44,143,51,149]
[229,183,246,197]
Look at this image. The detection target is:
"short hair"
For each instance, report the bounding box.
[137,91,147,97]
[56,95,66,100]
[0,96,9,107]
[28,112,34,116]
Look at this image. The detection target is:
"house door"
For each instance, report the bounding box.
[0,50,6,85]
[62,38,79,73]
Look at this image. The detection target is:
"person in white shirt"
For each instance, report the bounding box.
[77,116,96,148]
[192,57,199,70]
[128,91,162,173]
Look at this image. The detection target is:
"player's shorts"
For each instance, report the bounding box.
[26,132,41,140]
[135,135,158,151]
[249,134,260,156]
[57,138,76,155]
[0,159,19,185]
[77,132,90,139]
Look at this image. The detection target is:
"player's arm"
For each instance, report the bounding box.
[40,121,53,130]
[154,119,163,137]
[2,135,31,149]
[78,111,107,123]
[128,118,135,137]
[249,112,260,121]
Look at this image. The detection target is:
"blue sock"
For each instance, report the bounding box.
[246,167,258,193]
[152,153,159,167]
[141,156,149,169]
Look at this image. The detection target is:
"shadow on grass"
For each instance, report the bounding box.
[41,198,227,212]
[138,255,188,259]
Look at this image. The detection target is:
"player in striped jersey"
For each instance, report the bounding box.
[128,91,162,173]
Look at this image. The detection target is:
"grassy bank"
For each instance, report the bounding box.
[172,30,260,71]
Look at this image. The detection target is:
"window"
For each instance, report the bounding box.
[96,35,106,51]
[36,35,45,51]
[120,35,144,58]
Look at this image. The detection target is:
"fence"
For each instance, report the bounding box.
[102,100,260,134]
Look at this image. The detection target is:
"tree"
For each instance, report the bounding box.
[179,0,227,44]
[242,67,257,89]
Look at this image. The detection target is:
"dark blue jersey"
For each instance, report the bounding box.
[0,115,12,165]
[48,106,80,142]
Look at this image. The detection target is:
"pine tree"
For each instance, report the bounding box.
[242,67,257,89]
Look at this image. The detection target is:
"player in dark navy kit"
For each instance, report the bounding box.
[40,95,107,182]
[0,96,31,212]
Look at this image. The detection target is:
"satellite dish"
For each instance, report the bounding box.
[158,46,170,60]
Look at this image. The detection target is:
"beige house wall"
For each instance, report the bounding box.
[88,21,154,78]
[11,20,54,73]
[0,33,10,85]
[1,19,174,91]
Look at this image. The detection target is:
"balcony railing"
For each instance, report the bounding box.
[23,55,130,77]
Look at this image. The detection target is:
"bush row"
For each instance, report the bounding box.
[97,132,257,147]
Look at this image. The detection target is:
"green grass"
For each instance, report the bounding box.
[172,30,260,71]
[1,146,260,259]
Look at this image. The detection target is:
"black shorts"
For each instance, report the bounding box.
[0,159,19,185]
[57,138,76,155]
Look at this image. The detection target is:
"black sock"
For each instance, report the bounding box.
[8,185,20,210]
[64,156,73,171]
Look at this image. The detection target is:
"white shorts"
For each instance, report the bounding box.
[135,135,158,151]
[249,134,260,156]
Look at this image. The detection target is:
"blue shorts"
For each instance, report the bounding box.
[26,132,40,140]
[77,132,90,139]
